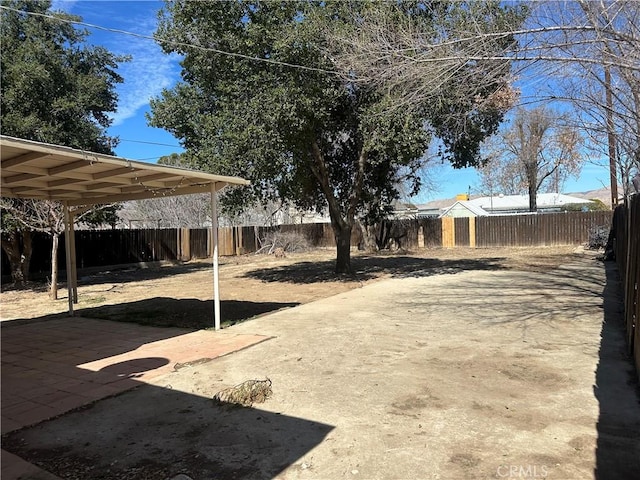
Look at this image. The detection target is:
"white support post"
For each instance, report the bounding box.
[63,202,74,316]
[69,210,78,303]
[211,183,221,330]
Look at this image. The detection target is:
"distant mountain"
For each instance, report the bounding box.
[416,195,480,210]
[567,187,613,206]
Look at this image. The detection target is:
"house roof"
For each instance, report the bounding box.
[0,135,250,206]
[439,201,490,218]
[468,193,592,212]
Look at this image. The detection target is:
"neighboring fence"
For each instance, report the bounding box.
[74,229,179,268]
[612,194,640,379]
[474,211,612,247]
[1,211,613,281]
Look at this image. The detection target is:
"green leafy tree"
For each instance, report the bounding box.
[561,199,609,212]
[1,0,126,291]
[1,0,124,151]
[150,1,525,273]
[80,204,122,229]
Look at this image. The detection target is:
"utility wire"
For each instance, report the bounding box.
[0,5,340,76]
[118,139,182,148]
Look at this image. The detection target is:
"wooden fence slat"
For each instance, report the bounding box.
[442,217,455,248]
[613,195,639,380]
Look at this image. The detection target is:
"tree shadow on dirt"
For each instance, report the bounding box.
[0,261,218,293]
[593,261,640,479]
[243,255,509,284]
[3,298,299,330]
[76,298,300,329]
[77,262,213,284]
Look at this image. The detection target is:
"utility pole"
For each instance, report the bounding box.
[605,65,619,208]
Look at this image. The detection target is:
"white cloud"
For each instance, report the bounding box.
[49,2,180,127]
[109,42,180,126]
[105,12,181,126]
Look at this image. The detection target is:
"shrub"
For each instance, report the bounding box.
[587,225,610,250]
[256,229,309,254]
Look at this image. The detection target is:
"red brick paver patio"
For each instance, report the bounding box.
[1,316,270,479]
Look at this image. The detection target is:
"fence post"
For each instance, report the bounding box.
[631,195,640,381]
[235,226,243,255]
[179,228,191,261]
[442,217,455,248]
[623,195,637,356]
[469,217,476,248]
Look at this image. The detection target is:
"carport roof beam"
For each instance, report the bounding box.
[0,136,250,205]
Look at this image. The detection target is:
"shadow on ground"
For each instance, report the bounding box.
[244,255,509,284]
[594,261,640,479]
[77,298,300,329]
[2,373,333,480]
[1,262,216,293]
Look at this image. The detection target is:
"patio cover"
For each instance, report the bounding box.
[0,135,250,329]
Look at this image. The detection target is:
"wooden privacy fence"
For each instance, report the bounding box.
[446,211,610,248]
[1,211,613,280]
[612,194,640,379]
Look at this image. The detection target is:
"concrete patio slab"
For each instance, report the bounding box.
[1,316,270,480]
[1,449,62,480]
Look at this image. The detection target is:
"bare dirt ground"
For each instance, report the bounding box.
[2,246,640,480]
[0,246,581,326]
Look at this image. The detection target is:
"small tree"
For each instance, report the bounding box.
[478,107,583,211]
[1,200,65,298]
[1,200,118,298]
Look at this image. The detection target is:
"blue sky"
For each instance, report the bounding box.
[51,0,613,202]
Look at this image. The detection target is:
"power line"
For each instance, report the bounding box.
[118,138,182,148]
[0,5,340,76]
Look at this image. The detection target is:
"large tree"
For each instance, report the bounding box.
[0,0,125,291]
[335,0,639,205]
[150,1,526,273]
[527,1,640,201]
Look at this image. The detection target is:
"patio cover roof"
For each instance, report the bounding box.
[0,135,250,329]
[0,135,249,205]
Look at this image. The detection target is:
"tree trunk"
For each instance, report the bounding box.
[1,230,32,286]
[22,230,33,281]
[376,220,393,250]
[334,223,353,274]
[355,218,377,252]
[307,139,366,275]
[528,182,538,212]
[50,233,59,300]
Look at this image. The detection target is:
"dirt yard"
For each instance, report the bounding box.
[2,246,640,480]
[0,246,580,326]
